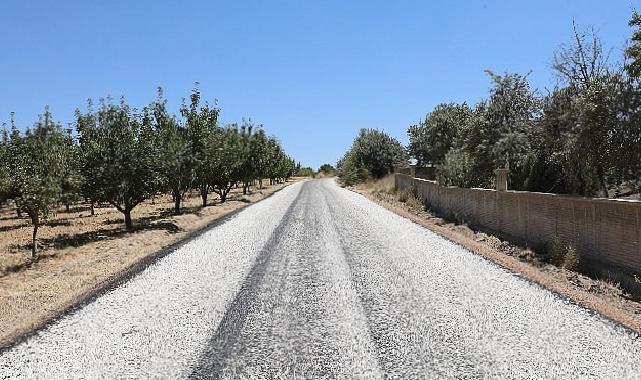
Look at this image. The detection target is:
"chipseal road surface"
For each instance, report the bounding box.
[2,179,641,379]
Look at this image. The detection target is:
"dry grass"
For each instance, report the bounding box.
[0,179,301,348]
[547,238,581,271]
[355,174,395,194]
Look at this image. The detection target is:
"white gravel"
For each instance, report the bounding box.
[2,178,641,379]
[0,183,303,379]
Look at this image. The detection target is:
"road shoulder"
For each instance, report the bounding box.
[351,184,641,336]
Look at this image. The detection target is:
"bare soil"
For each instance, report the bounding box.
[354,178,641,335]
[0,180,301,348]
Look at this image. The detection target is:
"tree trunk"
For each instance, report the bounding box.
[173,191,181,214]
[31,215,39,258]
[124,209,133,230]
[200,184,209,207]
[220,191,227,203]
[65,203,70,212]
[90,201,95,216]
[16,207,22,218]
[259,179,263,189]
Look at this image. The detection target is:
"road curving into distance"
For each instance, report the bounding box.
[2,179,641,379]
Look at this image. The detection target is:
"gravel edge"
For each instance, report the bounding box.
[0,182,299,352]
[353,188,641,336]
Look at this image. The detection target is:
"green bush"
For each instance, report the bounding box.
[337,129,406,185]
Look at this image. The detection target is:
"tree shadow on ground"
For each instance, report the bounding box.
[44,219,72,228]
[101,204,206,226]
[0,224,27,233]
[10,220,182,254]
[227,195,252,203]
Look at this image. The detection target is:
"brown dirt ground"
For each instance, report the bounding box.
[353,178,641,335]
[0,179,302,348]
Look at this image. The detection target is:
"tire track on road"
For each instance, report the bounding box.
[190,181,382,379]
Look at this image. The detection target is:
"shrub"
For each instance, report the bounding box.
[547,237,581,271]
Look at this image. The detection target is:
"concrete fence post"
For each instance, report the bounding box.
[409,164,417,178]
[495,168,509,191]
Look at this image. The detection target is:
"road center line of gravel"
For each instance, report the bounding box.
[190,181,384,379]
[188,184,305,379]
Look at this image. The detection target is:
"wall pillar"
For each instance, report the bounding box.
[495,168,509,191]
[409,164,417,178]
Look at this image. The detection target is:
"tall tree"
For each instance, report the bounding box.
[0,127,11,208]
[408,103,472,166]
[10,108,68,257]
[552,24,618,197]
[209,126,243,203]
[337,128,407,184]
[181,85,220,206]
[76,98,156,229]
[148,88,193,213]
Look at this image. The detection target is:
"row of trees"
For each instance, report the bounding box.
[408,17,641,198]
[0,87,298,257]
[338,15,641,195]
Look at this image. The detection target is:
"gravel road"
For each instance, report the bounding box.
[2,179,641,379]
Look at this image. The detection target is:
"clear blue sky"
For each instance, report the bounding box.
[0,1,637,169]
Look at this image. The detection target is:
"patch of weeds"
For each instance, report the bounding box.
[397,185,416,203]
[547,237,581,272]
[406,194,423,210]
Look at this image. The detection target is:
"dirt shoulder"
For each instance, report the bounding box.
[353,182,641,335]
[0,180,302,349]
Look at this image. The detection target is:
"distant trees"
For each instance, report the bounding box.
[296,166,315,177]
[0,87,299,257]
[337,129,407,185]
[318,164,335,175]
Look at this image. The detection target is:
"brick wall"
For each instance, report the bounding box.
[395,173,641,281]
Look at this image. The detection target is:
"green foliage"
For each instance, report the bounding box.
[8,109,70,257]
[337,150,370,186]
[408,103,472,166]
[2,86,298,259]
[181,84,220,206]
[626,11,641,78]
[296,166,315,177]
[147,88,194,212]
[0,128,12,206]
[437,148,479,188]
[208,126,244,202]
[318,163,335,175]
[76,98,156,229]
[338,129,407,185]
[409,20,641,198]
